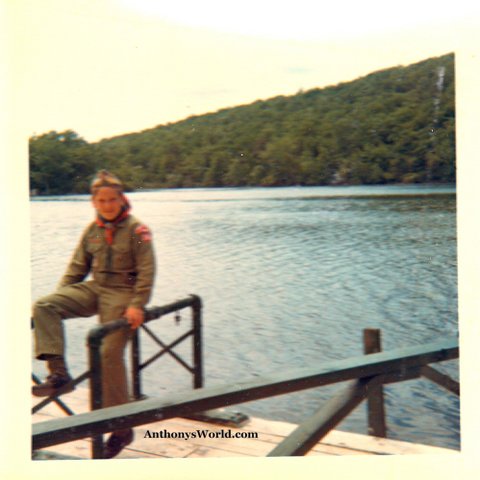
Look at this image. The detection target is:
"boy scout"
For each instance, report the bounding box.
[32,170,155,458]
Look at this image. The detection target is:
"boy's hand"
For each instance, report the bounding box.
[124,306,144,329]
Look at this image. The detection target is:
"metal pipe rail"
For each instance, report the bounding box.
[32,337,458,456]
[87,294,203,409]
[87,294,202,458]
[32,295,203,458]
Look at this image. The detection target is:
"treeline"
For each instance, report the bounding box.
[30,53,455,195]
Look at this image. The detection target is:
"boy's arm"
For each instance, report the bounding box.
[129,224,156,310]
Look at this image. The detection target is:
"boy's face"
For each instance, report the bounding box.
[92,186,124,221]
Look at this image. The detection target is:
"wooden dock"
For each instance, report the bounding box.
[32,388,457,459]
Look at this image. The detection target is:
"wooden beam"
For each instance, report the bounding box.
[421,365,460,396]
[268,378,376,456]
[32,338,456,450]
[267,368,420,457]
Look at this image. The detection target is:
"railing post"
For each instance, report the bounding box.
[131,329,142,400]
[191,295,203,389]
[363,328,387,438]
[83,296,204,458]
[88,333,104,459]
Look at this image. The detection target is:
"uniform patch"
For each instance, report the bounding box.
[135,224,152,242]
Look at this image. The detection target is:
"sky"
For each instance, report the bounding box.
[5,0,480,142]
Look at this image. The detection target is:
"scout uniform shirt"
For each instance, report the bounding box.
[58,214,155,308]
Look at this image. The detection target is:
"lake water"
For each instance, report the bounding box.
[31,184,459,450]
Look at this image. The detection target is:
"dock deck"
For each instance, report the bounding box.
[32,388,457,459]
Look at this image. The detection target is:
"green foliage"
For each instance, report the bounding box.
[29,130,96,194]
[29,54,455,195]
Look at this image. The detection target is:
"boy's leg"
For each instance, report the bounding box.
[98,287,134,408]
[32,282,98,396]
[98,287,136,458]
[33,281,99,358]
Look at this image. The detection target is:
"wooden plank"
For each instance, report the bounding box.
[178,414,457,456]
[186,446,250,458]
[32,371,90,415]
[111,448,168,459]
[33,450,82,460]
[321,429,458,455]
[305,450,331,456]
[242,416,297,437]
[133,422,278,457]
[32,389,90,418]
[130,417,302,458]
[147,417,339,455]
[122,436,197,458]
[242,418,448,455]
[135,420,386,457]
[35,439,93,459]
[32,338,457,450]
[307,444,369,456]
[421,365,460,395]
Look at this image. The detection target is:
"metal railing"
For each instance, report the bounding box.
[32,335,459,458]
[88,295,202,457]
[32,295,203,457]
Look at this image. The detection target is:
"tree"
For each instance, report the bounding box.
[30,53,455,193]
[29,130,95,194]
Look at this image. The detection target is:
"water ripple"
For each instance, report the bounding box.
[31,186,458,449]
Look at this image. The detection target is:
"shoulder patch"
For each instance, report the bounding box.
[135,224,152,242]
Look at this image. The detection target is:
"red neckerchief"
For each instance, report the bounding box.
[95,195,131,245]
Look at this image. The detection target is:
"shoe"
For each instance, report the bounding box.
[32,373,74,397]
[103,429,134,459]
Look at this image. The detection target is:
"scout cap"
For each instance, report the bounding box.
[90,170,124,194]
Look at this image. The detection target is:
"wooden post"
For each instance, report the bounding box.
[363,328,387,438]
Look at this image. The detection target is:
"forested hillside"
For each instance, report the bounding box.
[29,53,455,195]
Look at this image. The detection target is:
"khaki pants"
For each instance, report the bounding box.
[32,280,134,408]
